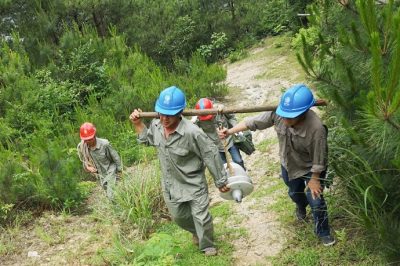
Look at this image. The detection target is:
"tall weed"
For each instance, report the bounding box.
[113,162,166,239]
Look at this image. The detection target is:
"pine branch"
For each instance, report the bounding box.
[385,117,400,131]
[336,0,359,15]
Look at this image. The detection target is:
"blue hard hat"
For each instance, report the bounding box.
[155,86,186,115]
[276,84,315,118]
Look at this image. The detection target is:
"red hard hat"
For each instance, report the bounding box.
[195,98,214,121]
[80,122,96,140]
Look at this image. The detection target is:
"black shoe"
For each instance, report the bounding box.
[320,235,336,246]
[295,206,307,221]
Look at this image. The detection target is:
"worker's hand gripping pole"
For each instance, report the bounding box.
[219,124,234,176]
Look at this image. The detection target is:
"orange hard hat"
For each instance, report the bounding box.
[195,98,214,121]
[80,122,96,140]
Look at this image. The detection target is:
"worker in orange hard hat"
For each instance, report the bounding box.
[77,122,122,199]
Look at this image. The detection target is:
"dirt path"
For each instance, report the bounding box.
[209,38,305,265]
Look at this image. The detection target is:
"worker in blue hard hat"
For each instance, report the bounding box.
[129,86,229,256]
[218,84,335,247]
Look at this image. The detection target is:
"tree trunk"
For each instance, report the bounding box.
[92,9,106,37]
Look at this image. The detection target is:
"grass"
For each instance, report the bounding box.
[256,138,279,153]
[266,187,387,265]
[98,202,238,265]
[247,35,306,84]
[251,180,284,199]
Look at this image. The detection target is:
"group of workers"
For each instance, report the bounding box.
[77,84,335,257]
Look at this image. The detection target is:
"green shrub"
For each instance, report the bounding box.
[197,32,228,62]
[228,49,249,63]
[291,26,320,50]
[133,233,179,266]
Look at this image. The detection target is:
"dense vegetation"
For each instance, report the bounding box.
[295,0,400,260]
[0,0,311,223]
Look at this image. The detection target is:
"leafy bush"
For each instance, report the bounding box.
[197,32,228,62]
[228,48,249,63]
[133,233,178,266]
[0,202,14,224]
[291,26,320,50]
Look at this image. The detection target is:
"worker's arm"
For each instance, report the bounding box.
[308,172,322,200]
[106,143,122,173]
[218,120,248,139]
[308,125,328,199]
[129,109,146,134]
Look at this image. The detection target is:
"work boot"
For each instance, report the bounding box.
[320,235,336,247]
[203,247,217,256]
[295,205,307,221]
[192,234,199,246]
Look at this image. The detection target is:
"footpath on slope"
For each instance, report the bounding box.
[209,39,305,266]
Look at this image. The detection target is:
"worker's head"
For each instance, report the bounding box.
[155,86,186,116]
[195,98,214,121]
[80,122,96,145]
[276,84,315,126]
[155,86,186,129]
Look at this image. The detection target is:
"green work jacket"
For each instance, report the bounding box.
[78,137,122,180]
[138,117,228,202]
[195,113,237,152]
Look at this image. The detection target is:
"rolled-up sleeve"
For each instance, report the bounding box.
[310,128,328,173]
[245,111,276,131]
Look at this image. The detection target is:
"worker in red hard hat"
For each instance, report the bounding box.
[194,98,246,170]
[77,122,122,199]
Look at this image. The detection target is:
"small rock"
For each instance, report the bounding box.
[28,251,40,258]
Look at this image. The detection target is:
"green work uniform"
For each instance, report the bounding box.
[138,117,227,250]
[195,113,237,152]
[77,138,122,199]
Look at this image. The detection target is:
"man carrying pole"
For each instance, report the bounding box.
[129,86,229,256]
[218,84,335,246]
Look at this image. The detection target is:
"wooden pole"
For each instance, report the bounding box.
[137,99,327,118]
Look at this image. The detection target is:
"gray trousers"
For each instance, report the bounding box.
[163,191,214,251]
[99,174,117,200]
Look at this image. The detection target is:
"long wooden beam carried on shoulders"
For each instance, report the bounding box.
[137,99,327,118]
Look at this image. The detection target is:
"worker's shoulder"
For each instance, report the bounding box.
[96,137,110,145]
[306,110,326,131]
[181,118,204,134]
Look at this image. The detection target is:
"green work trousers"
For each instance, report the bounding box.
[99,174,117,200]
[164,190,214,251]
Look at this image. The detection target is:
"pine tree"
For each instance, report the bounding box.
[297,0,400,260]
